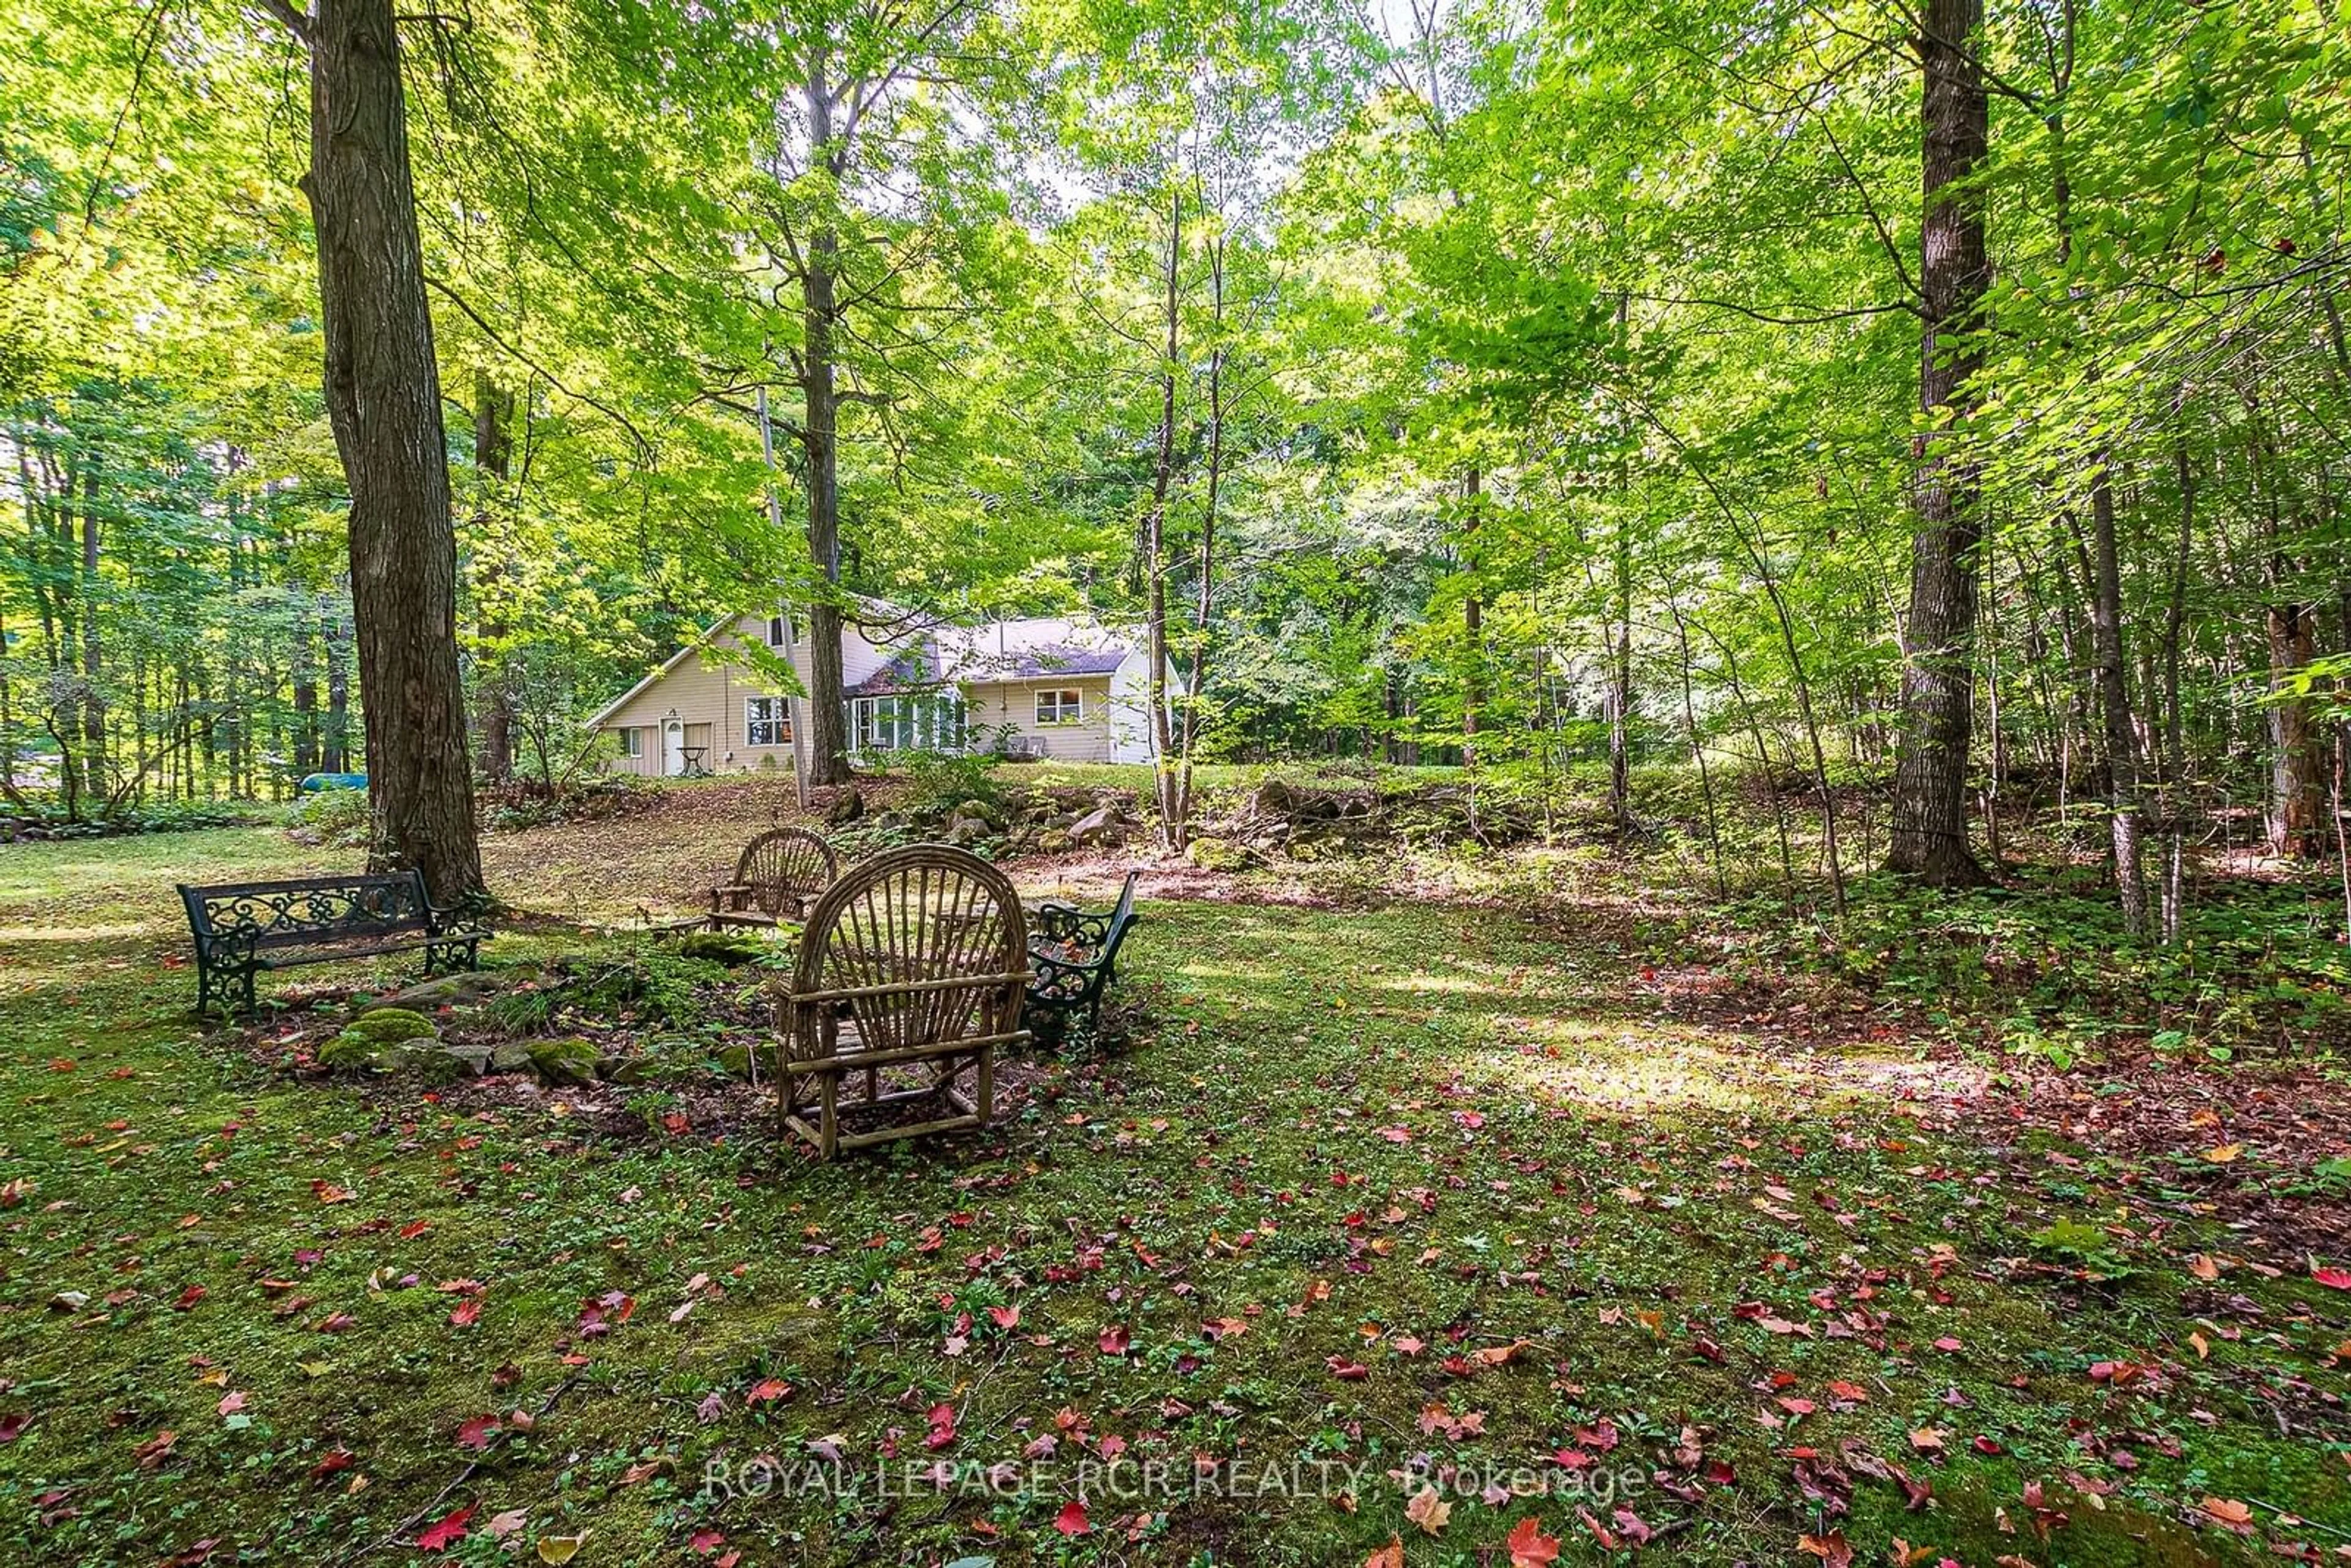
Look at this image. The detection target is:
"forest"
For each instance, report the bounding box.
[4,0,2341,917]
[5,0,2351,1564]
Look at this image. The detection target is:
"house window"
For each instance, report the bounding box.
[1037,688,1084,725]
[766,615,787,649]
[850,693,966,752]
[744,696,790,747]
[619,727,643,757]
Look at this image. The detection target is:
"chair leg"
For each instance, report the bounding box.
[819,1075,839,1160]
[976,1044,994,1125]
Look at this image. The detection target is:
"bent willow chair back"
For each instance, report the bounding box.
[778,845,1029,1157]
[711,827,839,926]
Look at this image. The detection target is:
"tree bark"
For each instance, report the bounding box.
[324,605,351,773]
[297,0,483,901]
[1170,220,1228,850]
[2086,465,2149,932]
[1607,501,1634,835]
[1887,0,1991,885]
[1143,185,1183,844]
[1461,465,1482,767]
[473,372,515,786]
[2267,598,2325,856]
[292,608,320,776]
[78,452,105,803]
[796,47,852,788]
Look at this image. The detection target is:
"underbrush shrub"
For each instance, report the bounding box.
[480,775,653,833]
[6,796,280,841]
[286,787,370,849]
[894,748,1005,819]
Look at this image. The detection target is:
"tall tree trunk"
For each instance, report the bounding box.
[296,0,483,901]
[1887,0,1992,886]
[2267,598,2325,856]
[2087,465,2149,932]
[797,48,852,788]
[1606,290,1634,832]
[292,609,321,776]
[1461,466,1482,767]
[324,604,351,773]
[2159,444,2196,943]
[1171,227,1228,850]
[473,372,515,786]
[1606,503,1634,835]
[78,452,104,805]
[1144,186,1183,844]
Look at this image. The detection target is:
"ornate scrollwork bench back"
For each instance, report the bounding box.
[178,871,486,1018]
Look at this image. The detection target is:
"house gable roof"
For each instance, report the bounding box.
[583,621,737,729]
[960,645,1129,682]
[587,607,1144,726]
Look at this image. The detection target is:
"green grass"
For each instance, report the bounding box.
[2,816,2346,1566]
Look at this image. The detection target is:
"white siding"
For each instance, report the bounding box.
[596,616,799,776]
[964,678,1117,763]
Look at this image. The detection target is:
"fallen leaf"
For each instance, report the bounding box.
[1406,1484,1452,1534]
[1505,1514,1562,1566]
[416,1503,475,1551]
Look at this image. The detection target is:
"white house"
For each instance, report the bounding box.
[585,604,1166,776]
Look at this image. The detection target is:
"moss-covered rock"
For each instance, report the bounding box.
[1037,828,1074,853]
[1186,836,1252,872]
[340,1006,437,1045]
[526,1036,600,1086]
[317,1032,386,1073]
[714,1042,773,1080]
[357,972,509,1013]
[679,930,765,966]
[388,1041,482,1084]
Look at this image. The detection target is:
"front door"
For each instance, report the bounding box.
[662,720,685,777]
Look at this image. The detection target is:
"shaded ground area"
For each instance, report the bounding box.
[2,801,2348,1567]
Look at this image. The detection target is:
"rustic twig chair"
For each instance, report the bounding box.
[776,845,1030,1158]
[708,827,839,929]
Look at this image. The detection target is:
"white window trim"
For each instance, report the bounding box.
[744,696,789,748]
[619,727,643,757]
[1036,688,1084,726]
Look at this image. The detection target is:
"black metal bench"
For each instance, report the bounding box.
[1023,870,1139,1038]
[178,871,487,1018]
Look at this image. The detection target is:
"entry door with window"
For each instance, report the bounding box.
[661,720,686,777]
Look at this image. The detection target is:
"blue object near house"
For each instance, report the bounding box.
[298,773,368,793]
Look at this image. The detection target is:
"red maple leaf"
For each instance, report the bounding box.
[1505,1515,1562,1567]
[414,1503,474,1551]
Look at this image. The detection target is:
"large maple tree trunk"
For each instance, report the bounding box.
[300,0,483,901]
[1886,0,1991,886]
[796,53,853,789]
